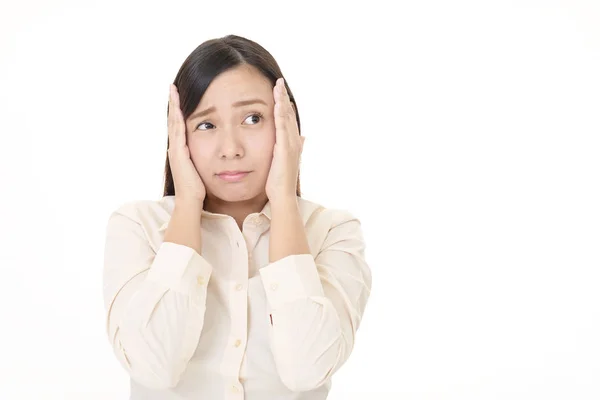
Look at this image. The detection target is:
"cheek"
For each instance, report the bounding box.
[187,140,212,176]
[249,133,275,163]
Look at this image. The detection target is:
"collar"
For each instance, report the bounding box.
[158,196,274,232]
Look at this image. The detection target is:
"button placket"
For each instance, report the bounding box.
[228,232,248,390]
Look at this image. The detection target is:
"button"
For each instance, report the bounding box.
[197,276,205,285]
[236,241,240,248]
[270,283,278,291]
[235,283,244,291]
[234,339,241,347]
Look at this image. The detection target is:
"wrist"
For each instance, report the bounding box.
[175,197,204,212]
[270,196,299,213]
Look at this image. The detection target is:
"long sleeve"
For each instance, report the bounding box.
[102,208,213,390]
[259,209,372,392]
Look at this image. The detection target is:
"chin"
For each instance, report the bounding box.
[210,186,263,203]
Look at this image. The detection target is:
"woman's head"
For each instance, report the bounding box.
[163,34,301,204]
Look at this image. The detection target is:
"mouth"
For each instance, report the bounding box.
[216,171,251,182]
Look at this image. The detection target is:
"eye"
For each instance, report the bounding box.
[195,121,215,131]
[243,113,263,125]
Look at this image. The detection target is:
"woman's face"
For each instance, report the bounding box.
[184,64,276,203]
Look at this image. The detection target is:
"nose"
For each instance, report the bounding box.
[218,128,244,159]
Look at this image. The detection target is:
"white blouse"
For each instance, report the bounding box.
[102,195,372,399]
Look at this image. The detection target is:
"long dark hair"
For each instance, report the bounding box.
[163,34,302,198]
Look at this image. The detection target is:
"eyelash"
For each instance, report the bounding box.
[195,112,264,131]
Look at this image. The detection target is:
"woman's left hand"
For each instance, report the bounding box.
[265,78,305,204]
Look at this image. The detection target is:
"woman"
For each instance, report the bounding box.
[103,34,372,400]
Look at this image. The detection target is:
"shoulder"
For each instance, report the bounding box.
[296,199,367,264]
[297,198,364,255]
[297,197,361,229]
[105,195,175,234]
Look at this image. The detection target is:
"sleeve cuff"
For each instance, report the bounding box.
[259,254,325,310]
[146,241,213,295]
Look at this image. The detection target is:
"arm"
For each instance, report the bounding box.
[261,201,372,392]
[102,201,211,389]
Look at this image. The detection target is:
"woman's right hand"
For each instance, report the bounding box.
[168,84,206,203]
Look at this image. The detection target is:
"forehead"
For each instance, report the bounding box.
[198,65,273,107]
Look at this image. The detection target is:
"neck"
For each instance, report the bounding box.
[203,192,269,229]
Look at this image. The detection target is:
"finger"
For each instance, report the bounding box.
[169,84,186,150]
[273,78,288,145]
[278,78,293,116]
[273,77,282,104]
[277,79,299,144]
[173,86,185,148]
[171,83,181,110]
[274,78,286,115]
[168,84,176,149]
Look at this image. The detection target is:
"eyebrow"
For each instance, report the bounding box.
[188,99,268,121]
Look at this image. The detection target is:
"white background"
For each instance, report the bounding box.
[1,0,599,399]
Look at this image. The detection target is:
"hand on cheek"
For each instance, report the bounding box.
[265,78,305,204]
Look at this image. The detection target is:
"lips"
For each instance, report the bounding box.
[217,171,250,182]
